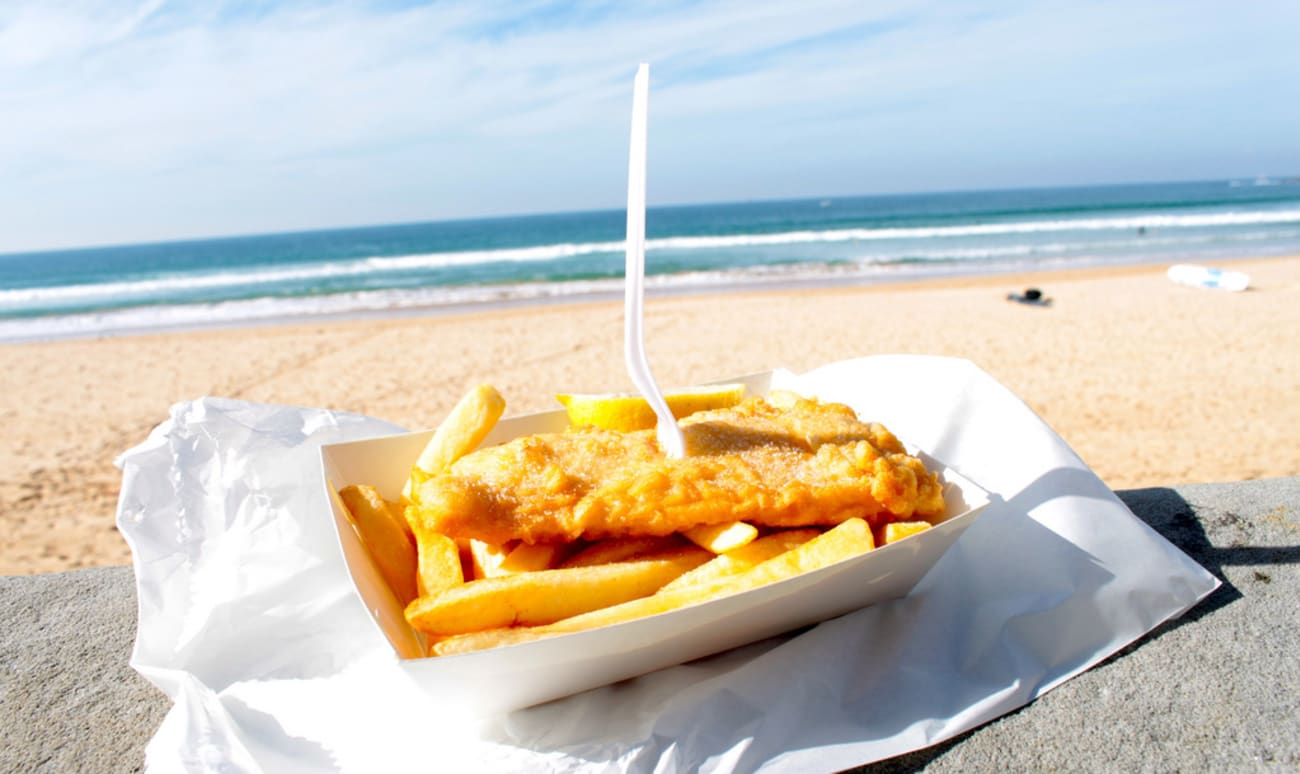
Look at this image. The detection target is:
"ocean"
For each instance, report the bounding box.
[1,178,1298,343]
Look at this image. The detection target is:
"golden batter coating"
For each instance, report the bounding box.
[409,395,944,545]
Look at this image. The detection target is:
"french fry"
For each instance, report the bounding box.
[682,521,759,553]
[404,546,711,636]
[882,521,932,544]
[432,530,819,655]
[468,539,513,579]
[415,530,463,597]
[544,518,875,634]
[431,519,877,655]
[402,384,506,501]
[559,535,683,568]
[338,484,419,605]
[500,542,567,573]
[659,528,821,592]
[431,628,558,657]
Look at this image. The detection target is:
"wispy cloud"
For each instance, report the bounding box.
[1,0,1297,251]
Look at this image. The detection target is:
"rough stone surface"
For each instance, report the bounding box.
[0,566,166,773]
[2,478,1296,772]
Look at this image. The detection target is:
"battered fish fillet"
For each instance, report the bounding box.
[408,395,945,545]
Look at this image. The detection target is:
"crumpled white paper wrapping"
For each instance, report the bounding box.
[118,355,1219,772]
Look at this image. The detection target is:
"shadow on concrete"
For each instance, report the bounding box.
[1115,486,1244,622]
[1112,485,1298,624]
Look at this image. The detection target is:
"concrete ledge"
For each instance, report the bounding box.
[2,478,1297,772]
[0,565,166,773]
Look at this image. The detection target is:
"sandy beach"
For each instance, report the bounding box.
[2,255,1297,576]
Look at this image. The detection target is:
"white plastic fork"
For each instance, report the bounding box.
[624,63,686,459]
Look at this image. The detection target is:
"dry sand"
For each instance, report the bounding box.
[2,256,1298,575]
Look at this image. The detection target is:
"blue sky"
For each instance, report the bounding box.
[2,0,1298,252]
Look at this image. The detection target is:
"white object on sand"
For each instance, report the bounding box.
[1167,263,1250,291]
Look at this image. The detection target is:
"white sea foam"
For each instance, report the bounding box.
[0,253,1188,344]
[0,263,888,342]
[645,208,1300,250]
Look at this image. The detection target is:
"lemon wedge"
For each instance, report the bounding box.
[556,384,747,432]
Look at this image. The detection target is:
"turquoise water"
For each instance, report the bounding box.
[1,179,1297,341]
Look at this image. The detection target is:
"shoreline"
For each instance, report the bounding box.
[2,254,1298,575]
[0,251,1288,346]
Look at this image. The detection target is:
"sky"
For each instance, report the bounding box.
[1,0,1298,253]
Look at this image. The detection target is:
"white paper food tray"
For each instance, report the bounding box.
[320,369,990,715]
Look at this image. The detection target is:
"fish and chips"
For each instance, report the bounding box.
[336,384,945,656]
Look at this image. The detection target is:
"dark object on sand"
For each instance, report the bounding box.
[1007,287,1051,306]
